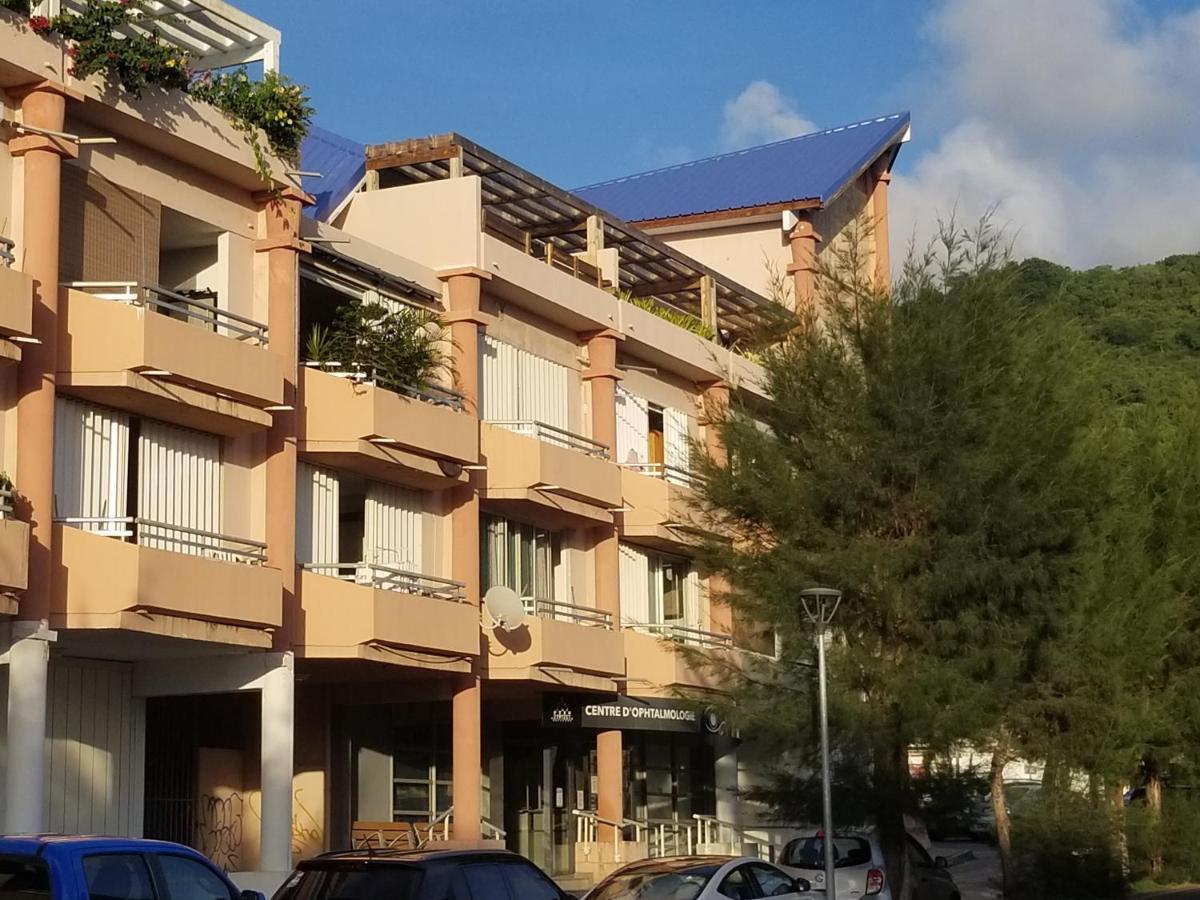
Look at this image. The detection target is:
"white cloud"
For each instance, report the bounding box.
[892,0,1200,269]
[720,81,815,151]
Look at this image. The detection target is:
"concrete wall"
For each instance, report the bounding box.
[658,221,789,303]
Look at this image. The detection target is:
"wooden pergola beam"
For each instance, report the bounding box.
[626,276,701,298]
[366,144,462,172]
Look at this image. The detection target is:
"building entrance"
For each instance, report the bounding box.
[503,732,595,876]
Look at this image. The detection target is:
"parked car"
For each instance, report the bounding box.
[0,835,261,900]
[272,848,574,900]
[779,832,959,900]
[586,856,814,900]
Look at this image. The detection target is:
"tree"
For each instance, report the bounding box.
[694,222,1104,898]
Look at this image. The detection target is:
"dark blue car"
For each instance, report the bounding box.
[0,836,260,900]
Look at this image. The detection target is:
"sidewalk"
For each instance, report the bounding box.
[931,842,1002,900]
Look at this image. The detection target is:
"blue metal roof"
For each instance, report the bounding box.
[300,124,366,221]
[574,112,910,223]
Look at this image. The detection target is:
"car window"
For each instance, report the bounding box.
[906,839,933,868]
[782,836,872,869]
[458,864,511,900]
[83,855,156,900]
[748,865,795,898]
[0,855,52,900]
[500,863,559,900]
[274,865,424,900]
[718,866,760,900]
[152,856,235,900]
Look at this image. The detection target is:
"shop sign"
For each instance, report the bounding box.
[544,694,718,734]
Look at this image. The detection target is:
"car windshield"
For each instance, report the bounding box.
[781,836,873,870]
[272,864,423,900]
[590,867,717,900]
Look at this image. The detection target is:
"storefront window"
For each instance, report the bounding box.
[390,725,452,823]
[627,734,715,823]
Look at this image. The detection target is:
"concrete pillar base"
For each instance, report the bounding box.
[4,625,54,833]
[259,653,295,874]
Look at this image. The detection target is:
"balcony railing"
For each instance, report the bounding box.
[66,281,269,344]
[0,236,15,268]
[302,360,467,412]
[620,461,697,488]
[55,516,266,565]
[523,596,613,629]
[490,420,609,458]
[303,561,467,602]
[0,488,14,518]
[633,622,733,650]
[483,211,609,289]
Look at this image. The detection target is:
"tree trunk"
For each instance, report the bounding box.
[1106,780,1130,879]
[1146,761,1164,878]
[874,735,913,900]
[990,736,1014,898]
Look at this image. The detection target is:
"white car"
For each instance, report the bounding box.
[586,855,817,900]
[779,832,960,900]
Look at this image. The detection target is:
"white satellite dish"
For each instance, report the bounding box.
[484,586,527,632]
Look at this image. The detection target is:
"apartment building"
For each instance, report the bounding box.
[0,0,907,890]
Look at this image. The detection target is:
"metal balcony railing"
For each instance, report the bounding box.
[55,516,266,565]
[302,360,467,412]
[489,420,609,458]
[304,561,467,602]
[634,622,734,650]
[0,236,15,268]
[526,596,613,629]
[620,461,697,488]
[66,281,269,344]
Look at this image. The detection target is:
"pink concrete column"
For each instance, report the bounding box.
[786,217,822,326]
[700,382,733,636]
[12,81,80,625]
[597,729,624,843]
[452,674,483,843]
[870,166,892,292]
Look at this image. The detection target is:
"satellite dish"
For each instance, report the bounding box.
[484,586,527,632]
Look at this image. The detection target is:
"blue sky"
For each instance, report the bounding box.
[237,0,1200,268]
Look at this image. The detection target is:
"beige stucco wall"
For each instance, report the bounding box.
[657,221,790,303]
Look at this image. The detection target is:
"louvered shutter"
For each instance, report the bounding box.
[137,420,221,555]
[684,567,703,630]
[53,397,129,535]
[663,407,692,485]
[619,543,651,626]
[297,463,339,568]
[363,481,423,573]
[480,335,520,421]
[615,388,650,465]
[518,349,570,432]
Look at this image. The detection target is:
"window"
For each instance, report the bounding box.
[0,856,51,900]
[781,835,873,870]
[83,855,155,900]
[152,856,235,900]
[501,862,561,900]
[391,724,453,824]
[275,865,423,900]
[482,516,560,606]
[658,557,686,622]
[748,865,796,898]
[648,405,665,465]
[907,837,934,868]
[618,544,700,630]
[458,864,512,900]
[717,865,759,900]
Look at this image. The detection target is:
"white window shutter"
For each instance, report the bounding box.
[618,543,650,626]
[663,408,692,485]
[53,397,129,534]
[518,347,569,431]
[297,463,339,567]
[363,481,423,573]
[137,420,221,555]
[615,387,650,465]
[480,335,520,421]
[684,568,703,630]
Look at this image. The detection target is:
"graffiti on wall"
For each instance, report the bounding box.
[197,792,245,873]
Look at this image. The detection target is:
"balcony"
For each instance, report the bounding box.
[624,626,736,697]
[0,492,30,609]
[481,422,621,527]
[298,564,478,670]
[52,520,281,646]
[0,237,34,363]
[57,284,283,436]
[486,600,625,690]
[299,367,478,490]
[619,464,700,552]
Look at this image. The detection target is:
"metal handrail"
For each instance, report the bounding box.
[693,814,769,856]
[303,360,467,412]
[0,487,13,518]
[648,819,696,858]
[636,622,733,650]
[619,461,698,488]
[65,281,269,344]
[418,807,507,847]
[0,236,14,268]
[55,516,266,565]
[574,810,642,862]
[527,596,613,629]
[304,561,466,602]
[488,420,609,458]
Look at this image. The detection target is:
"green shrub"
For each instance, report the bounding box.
[1009,792,1127,900]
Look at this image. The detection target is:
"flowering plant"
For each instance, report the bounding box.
[51,0,190,95]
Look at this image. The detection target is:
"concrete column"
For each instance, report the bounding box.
[786,217,822,325]
[870,167,892,292]
[583,330,623,625]
[12,82,79,625]
[260,653,295,873]
[256,190,308,652]
[4,631,51,833]
[715,735,740,829]
[596,729,624,843]
[441,270,489,846]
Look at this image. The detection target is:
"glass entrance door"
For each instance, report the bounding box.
[504,735,588,877]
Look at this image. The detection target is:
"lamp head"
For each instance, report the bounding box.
[800,586,842,625]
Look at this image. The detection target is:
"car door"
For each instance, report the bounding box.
[82,854,159,900]
[146,853,239,900]
[715,863,762,900]
[500,860,570,900]
[906,838,956,900]
[455,863,513,900]
[747,863,807,899]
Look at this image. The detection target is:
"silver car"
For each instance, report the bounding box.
[586,856,816,900]
[779,832,959,900]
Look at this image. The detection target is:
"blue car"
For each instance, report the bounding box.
[0,836,261,900]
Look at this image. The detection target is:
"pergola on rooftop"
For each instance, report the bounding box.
[365,134,778,340]
[35,0,281,72]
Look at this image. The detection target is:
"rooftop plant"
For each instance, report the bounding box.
[617,290,716,341]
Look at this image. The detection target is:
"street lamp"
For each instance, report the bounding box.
[800,586,842,900]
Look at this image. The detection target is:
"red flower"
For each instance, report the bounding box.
[29,15,51,33]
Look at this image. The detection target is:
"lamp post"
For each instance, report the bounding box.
[801,586,842,900]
